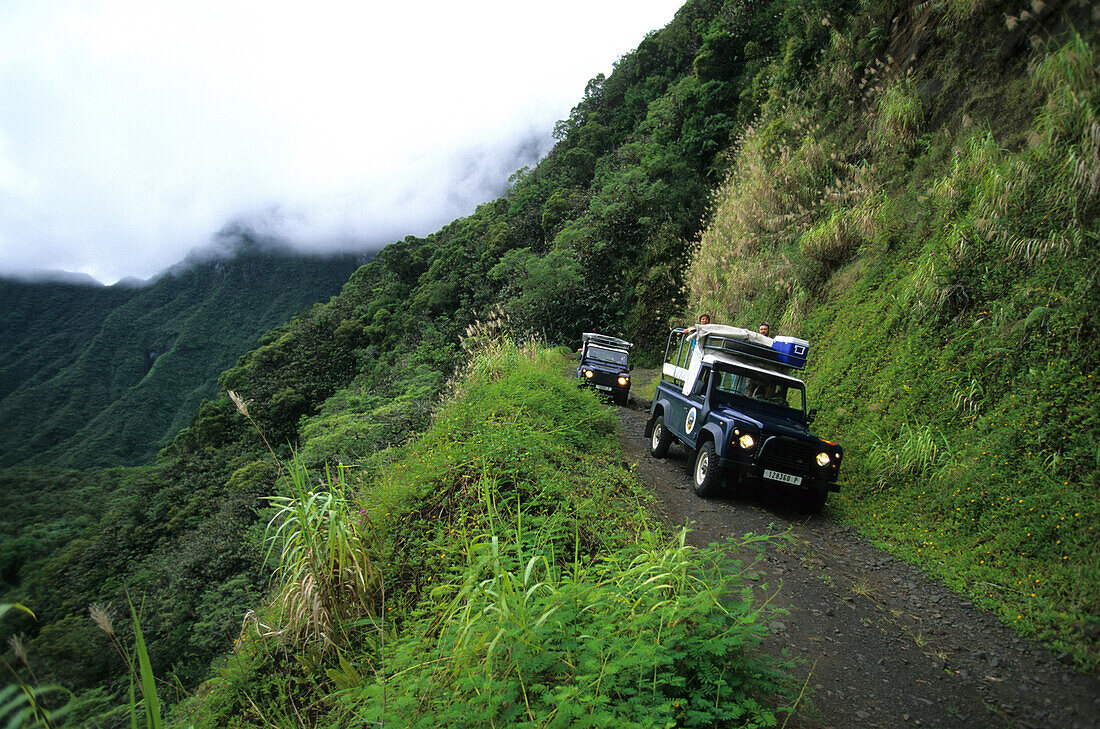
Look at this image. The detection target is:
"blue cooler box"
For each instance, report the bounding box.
[772,336,809,368]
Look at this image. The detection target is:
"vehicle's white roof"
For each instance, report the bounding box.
[692,323,773,347]
[702,352,805,386]
[582,332,633,349]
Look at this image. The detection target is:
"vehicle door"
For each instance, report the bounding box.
[667,366,710,449]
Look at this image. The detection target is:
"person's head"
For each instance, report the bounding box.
[758,321,770,336]
[699,313,711,325]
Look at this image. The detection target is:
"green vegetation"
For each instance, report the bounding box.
[179,343,791,728]
[1,602,73,727]
[0,236,363,468]
[688,2,1099,666]
[2,0,1098,724]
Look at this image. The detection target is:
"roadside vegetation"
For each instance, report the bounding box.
[175,341,792,728]
[2,0,1098,725]
[688,4,1099,666]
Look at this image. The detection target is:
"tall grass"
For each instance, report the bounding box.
[187,343,793,727]
[347,528,789,728]
[1032,28,1100,202]
[89,599,179,729]
[263,459,380,650]
[3,597,183,728]
[2,603,72,729]
[688,108,883,323]
[865,421,950,489]
[680,17,1100,667]
[873,75,923,150]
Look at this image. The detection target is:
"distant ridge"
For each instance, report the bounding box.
[0,269,106,286]
[0,237,370,467]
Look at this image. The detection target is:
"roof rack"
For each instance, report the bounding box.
[701,333,782,368]
[581,332,633,350]
[691,324,807,371]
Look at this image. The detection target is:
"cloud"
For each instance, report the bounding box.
[0,0,684,284]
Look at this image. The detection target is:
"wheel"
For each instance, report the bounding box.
[801,487,827,514]
[692,440,721,498]
[724,469,746,499]
[649,416,673,458]
[615,391,628,406]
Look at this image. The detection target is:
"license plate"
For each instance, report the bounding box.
[595,385,612,391]
[764,469,802,486]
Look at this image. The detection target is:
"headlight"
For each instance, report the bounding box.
[617,375,629,386]
[816,452,832,467]
[584,370,594,379]
[738,434,755,450]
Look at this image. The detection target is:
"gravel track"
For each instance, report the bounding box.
[615,400,1100,729]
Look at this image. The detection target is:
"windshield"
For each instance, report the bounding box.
[713,367,806,412]
[586,345,628,367]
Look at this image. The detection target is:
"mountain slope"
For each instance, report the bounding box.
[3,1,1098,725]
[0,237,366,467]
[685,0,1099,663]
[0,280,132,406]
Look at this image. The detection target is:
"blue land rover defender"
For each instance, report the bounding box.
[645,324,842,512]
[576,332,633,406]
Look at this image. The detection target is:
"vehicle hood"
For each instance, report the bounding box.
[711,404,815,440]
[580,359,629,374]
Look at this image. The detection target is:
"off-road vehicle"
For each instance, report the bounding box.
[576,332,633,406]
[645,324,842,512]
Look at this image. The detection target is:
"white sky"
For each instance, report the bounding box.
[0,0,684,284]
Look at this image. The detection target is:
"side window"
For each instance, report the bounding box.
[692,368,710,397]
[785,388,806,410]
[662,331,688,386]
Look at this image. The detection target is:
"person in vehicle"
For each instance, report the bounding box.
[763,382,789,406]
[758,321,771,337]
[684,313,712,361]
[685,313,711,333]
[746,378,789,406]
[746,378,764,398]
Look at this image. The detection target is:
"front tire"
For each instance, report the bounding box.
[801,487,827,514]
[649,416,672,458]
[692,440,721,498]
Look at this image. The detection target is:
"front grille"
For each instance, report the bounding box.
[591,372,618,387]
[759,436,811,471]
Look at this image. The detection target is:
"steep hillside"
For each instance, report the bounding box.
[0,279,132,405]
[686,0,1098,663]
[3,0,1097,725]
[0,235,366,467]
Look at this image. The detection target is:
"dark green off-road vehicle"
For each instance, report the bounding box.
[645,324,842,512]
[576,332,633,406]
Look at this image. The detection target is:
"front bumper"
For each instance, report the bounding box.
[717,455,840,492]
[577,370,630,397]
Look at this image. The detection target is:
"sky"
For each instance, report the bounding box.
[0,0,685,284]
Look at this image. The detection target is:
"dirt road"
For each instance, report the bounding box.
[615,401,1100,729]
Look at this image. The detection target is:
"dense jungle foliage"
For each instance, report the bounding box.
[2,0,1097,725]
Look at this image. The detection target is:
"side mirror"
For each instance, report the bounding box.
[807,408,818,423]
